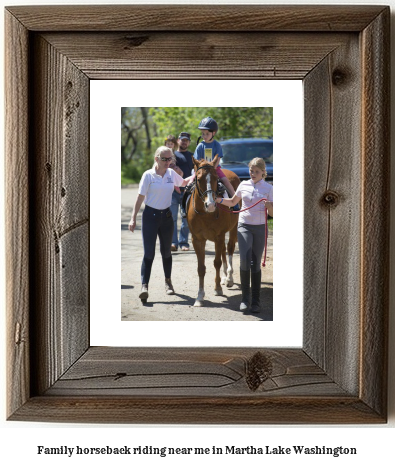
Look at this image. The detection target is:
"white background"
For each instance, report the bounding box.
[90,80,304,347]
[1,0,394,469]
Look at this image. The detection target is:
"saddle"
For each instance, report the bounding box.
[180,182,194,218]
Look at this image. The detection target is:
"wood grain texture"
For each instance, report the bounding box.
[5,5,386,32]
[10,348,384,424]
[5,5,389,424]
[29,35,90,395]
[42,32,351,80]
[4,10,30,419]
[360,9,390,418]
[304,35,362,395]
[10,395,384,425]
[46,347,344,397]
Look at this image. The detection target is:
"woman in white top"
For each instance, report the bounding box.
[129,146,194,302]
[215,158,273,313]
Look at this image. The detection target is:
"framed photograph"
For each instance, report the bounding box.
[117,103,277,323]
[5,5,389,423]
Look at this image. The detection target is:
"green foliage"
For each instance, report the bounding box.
[149,107,273,153]
[121,163,139,185]
[121,107,273,184]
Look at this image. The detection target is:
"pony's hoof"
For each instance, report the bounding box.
[214,289,223,296]
[221,276,227,285]
[194,300,203,307]
[226,279,234,288]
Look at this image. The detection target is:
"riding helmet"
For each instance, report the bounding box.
[197,117,218,132]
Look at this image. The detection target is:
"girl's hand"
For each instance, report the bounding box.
[264,201,273,217]
[184,174,196,185]
[128,219,136,232]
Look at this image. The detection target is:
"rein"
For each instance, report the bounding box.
[217,197,269,267]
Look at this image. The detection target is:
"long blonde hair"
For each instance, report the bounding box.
[248,157,267,179]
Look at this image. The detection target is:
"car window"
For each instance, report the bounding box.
[221,142,273,163]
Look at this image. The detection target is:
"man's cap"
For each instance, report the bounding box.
[178,132,191,140]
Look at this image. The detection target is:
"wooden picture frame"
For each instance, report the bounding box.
[5,5,390,424]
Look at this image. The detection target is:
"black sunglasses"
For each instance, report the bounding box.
[160,157,172,162]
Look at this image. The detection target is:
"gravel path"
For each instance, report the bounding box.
[121,187,273,321]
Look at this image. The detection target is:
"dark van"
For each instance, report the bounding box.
[219,138,273,184]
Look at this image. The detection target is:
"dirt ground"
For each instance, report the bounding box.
[121,186,273,321]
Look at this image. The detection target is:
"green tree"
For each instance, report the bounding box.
[121,107,273,184]
[121,107,151,164]
[149,107,272,153]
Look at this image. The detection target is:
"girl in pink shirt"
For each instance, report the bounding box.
[215,158,273,314]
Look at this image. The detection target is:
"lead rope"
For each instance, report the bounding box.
[262,206,268,267]
[217,198,269,267]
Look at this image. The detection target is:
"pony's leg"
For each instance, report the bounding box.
[225,224,238,287]
[214,239,224,295]
[192,238,206,307]
[221,243,228,286]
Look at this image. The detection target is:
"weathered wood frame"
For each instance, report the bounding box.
[5,5,390,424]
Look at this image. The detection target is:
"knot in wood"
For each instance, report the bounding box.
[246,351,273,391]
[332,68,348,87]
[321,190,340,207]
[123,35,149,49]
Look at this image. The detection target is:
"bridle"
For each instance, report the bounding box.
[192,164,219,214]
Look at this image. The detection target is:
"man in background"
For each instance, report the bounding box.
[170,132,193,251]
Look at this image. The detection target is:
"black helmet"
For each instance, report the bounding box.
[197,117,218,132]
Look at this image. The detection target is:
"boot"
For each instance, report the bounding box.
[180,184,194,218]
[239,269,250,312]
[165,278,175,295]
[180,190,188,218]
[250,270,262,313]
[139,284,149,300]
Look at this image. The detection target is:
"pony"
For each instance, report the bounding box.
[186,155,240,307]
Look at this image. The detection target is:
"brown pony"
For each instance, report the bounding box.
[187,155,240,307]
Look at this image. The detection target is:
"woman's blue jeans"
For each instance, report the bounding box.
[141,205,174,285]
[170,190,190,248]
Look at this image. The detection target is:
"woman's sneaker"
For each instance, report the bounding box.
[165,278,175,295]
[139,284,149,300]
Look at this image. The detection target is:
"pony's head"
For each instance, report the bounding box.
[192,155,220,213]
